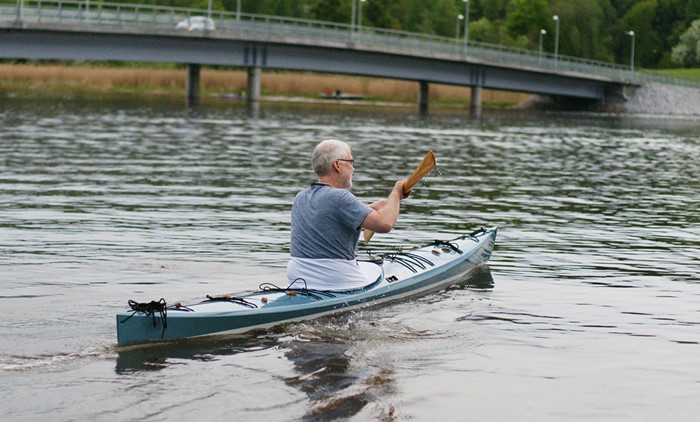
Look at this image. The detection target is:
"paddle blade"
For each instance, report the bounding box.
[403,150,437,195]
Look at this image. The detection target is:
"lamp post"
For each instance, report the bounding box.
[236,0,241,22]
[351,0,356,39]
[626,30,635,74]
[455,14,464,41]
[207,0,212,20]
[538,29,546,65]
[358,0,366,42]
[552,15,559,66]
[463,0,469,48]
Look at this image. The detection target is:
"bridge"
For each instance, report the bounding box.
[1,1,696,116]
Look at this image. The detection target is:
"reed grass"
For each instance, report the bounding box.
[0,63,527,106]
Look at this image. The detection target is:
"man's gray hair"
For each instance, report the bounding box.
[312,139,351,177]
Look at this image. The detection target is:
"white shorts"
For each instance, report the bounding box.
[287,257,383,291]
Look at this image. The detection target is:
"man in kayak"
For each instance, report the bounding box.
[287,139,410,291]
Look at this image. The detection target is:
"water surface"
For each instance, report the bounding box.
[1,99,699,421]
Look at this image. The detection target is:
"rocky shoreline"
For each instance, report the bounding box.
[519,82,700,118]
[624,82,700,117]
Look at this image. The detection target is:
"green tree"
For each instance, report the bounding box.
[477,0,510,21]
[504,0,550,41]
[469,16,527,48]
[311,0,350,23]
[551,0,615,61]
[404,0,463,37]
[243,0,310,17]
[404,0,438,34]
[469,17,502,44]
[671,19,700,66]
[363,0,405,31]
[622,0,662,66]
[685,0,700,21]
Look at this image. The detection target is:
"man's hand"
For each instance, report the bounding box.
[393,180,411,200]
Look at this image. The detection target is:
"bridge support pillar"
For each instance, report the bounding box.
[247,66,261,116]
[417,81,429,115]
[470,86,482,118]
[186,64,201,107]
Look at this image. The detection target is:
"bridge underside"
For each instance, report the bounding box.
[0,28,618,106]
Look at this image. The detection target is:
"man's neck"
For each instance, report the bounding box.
[318,176,342,189]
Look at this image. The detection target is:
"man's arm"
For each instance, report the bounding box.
[361,180,409,233]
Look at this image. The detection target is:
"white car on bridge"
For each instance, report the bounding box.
[175,16,216,31]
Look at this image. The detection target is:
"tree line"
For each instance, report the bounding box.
[18,0,700,68]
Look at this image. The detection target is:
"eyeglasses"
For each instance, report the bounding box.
[337,159,355,167]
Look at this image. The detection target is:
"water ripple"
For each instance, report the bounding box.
[2,102,700,420]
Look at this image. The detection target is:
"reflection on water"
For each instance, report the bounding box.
[282,337,395,420]
[115,331,281,374]
[114,320,398,419]
[449,264,494,291]
[2,98,700,420]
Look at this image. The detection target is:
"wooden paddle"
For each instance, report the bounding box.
[363,150,437,243]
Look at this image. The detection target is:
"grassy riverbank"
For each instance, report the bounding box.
[0,63,527,108]
[651,68,700,82]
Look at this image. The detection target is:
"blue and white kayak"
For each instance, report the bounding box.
[116,227,497,346]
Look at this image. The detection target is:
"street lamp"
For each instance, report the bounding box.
[538,29,546,64]
[351,0,356,36]
[626,30,635,74]
[552,15,560,66]
[358,0,366,42]
[455,14,464,40]
[236,0,241,22]
[463,0,470,48]
[207,0,212,20]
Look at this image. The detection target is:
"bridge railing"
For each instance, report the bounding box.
[2,0,699,90]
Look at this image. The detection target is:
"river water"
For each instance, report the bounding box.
[1,98,699,421]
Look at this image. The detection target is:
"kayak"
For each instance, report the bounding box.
[117,227,497,346]
[116,226,497,346]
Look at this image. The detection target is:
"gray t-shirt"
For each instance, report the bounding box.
[290,183,373,260]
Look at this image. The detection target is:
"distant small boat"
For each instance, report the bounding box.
[216,92,246,100]
[320,90,364,100]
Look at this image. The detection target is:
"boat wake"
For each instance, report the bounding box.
[0,346,114,373]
